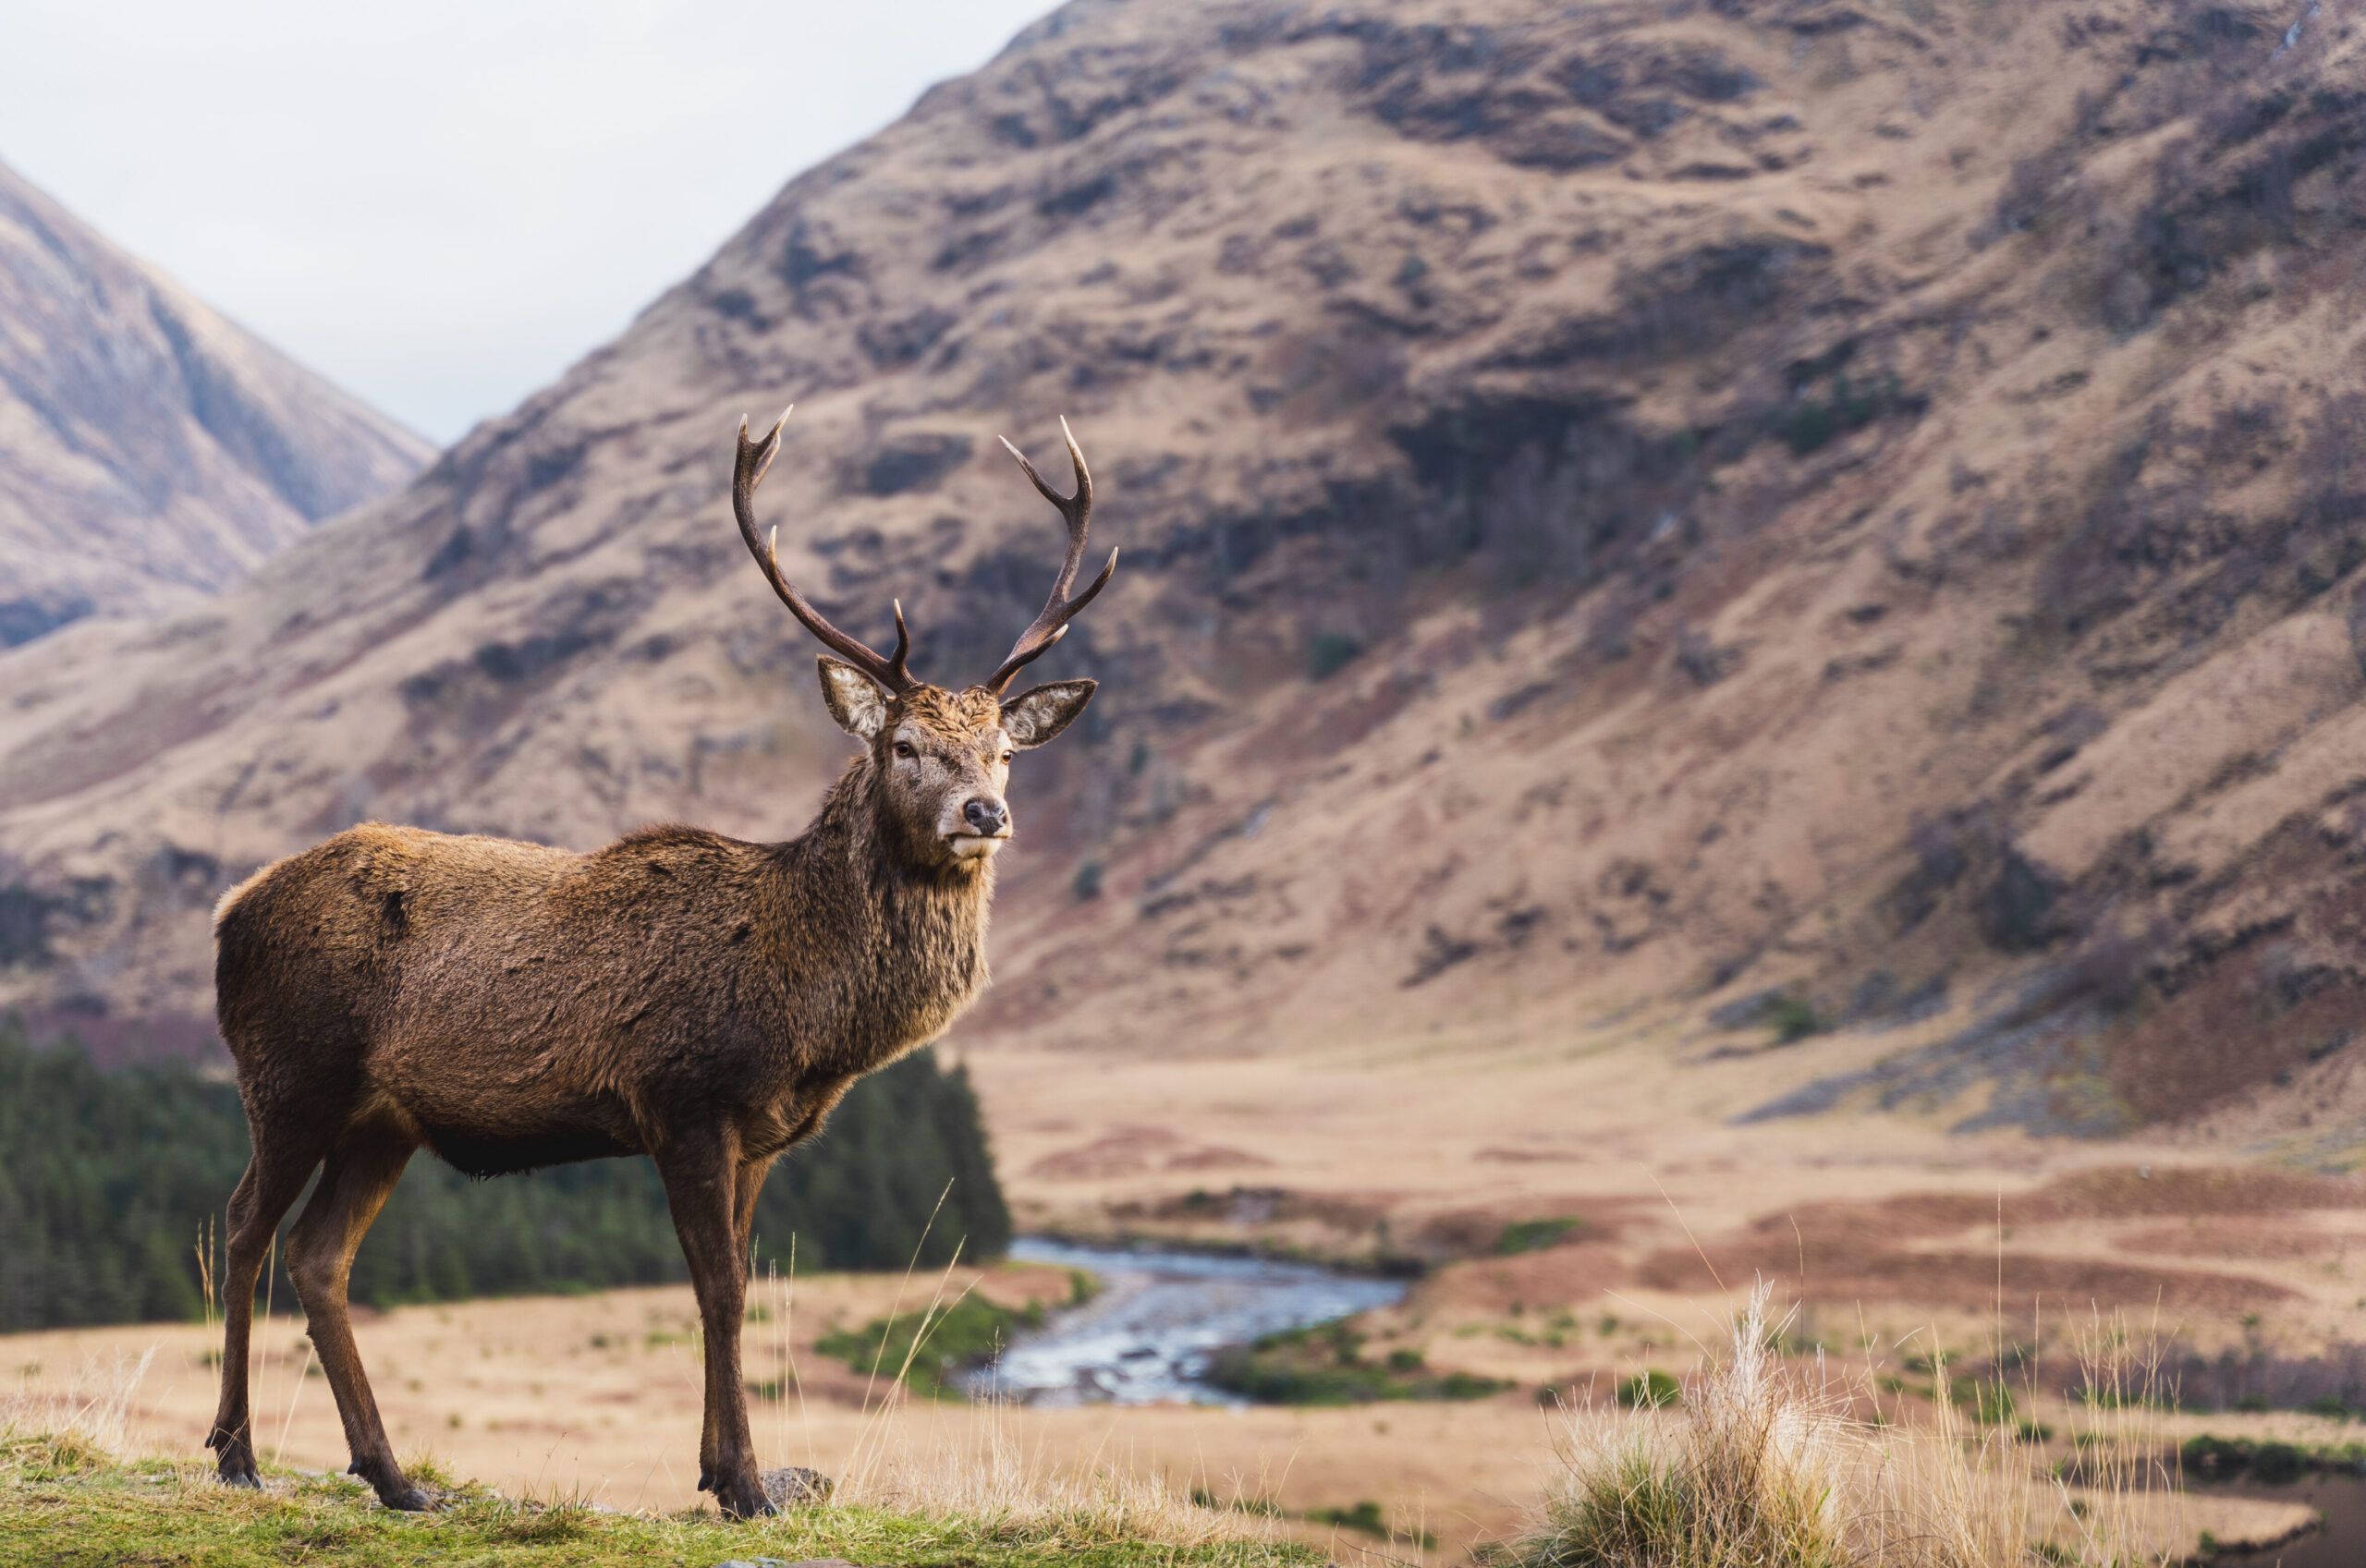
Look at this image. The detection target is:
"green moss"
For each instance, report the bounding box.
[0,1431,1315,1568]
[2181,1432,2366,1479]
[1304,1500,1436,1550]
[1616,1369,1683,1410]
[1947,1377,2018,1427]
[1305,631,1364,680]
[1779,371,1907,457]
[814,1294,1030,1400]
[1493,1217,1583,1256]
[1192,1488,1433,1550]
[1204,1319,1508,1405]
[1764,993,1822,1045]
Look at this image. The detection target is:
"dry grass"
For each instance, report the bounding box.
[0,1341,154,1460]
[1512,1287,2186,1568]
[0,1297,1306,1568]
[5,1240,2316,1564]
[841,1404,1282,1550]
[1,1255,1278,1562]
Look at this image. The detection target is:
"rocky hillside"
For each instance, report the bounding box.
[1,0,2360,1148]
[0,158,430,644]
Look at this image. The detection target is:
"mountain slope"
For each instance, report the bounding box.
[0,0,2361,1170]
[0,158,431,643]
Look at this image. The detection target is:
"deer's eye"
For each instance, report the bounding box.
[893,741,917,760]
[1000,751,1015,766]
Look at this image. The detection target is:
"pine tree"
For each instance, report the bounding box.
[0,1020,1010,1331]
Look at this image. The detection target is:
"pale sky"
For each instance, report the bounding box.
[0,1,1055,444]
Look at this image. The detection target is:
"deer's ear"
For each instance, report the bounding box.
[1001,679,1095,749]
[817,656,890,740]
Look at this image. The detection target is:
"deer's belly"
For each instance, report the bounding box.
[361,1047,644,1177]
[416,1120,639,1179]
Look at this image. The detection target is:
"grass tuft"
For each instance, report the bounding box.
[1510,1286,2181,1568]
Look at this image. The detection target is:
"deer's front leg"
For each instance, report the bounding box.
[698,1152,779,1490]
[654,1130,773,1520]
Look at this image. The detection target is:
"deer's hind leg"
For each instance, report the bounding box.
[208,1124,331,1488]
[731,1151,776,1277]
[286,1123,420,1509]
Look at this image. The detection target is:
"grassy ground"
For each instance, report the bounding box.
[1202,1319,1507,1405]
[1,1262,2324,1566]
[0,1428,1319,1568]
[1503,1288,2221,1568]
[813,1293,1045,1400]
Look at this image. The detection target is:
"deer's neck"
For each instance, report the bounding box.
[765,755,993,1077]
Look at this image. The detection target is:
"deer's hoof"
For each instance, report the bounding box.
[713,1474,778,1520]
[351,1459,433,1512]
[213,1437,261,1489]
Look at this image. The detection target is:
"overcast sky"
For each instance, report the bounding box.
[0,1,1053,445]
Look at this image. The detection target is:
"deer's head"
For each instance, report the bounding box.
[732,409,1112,873]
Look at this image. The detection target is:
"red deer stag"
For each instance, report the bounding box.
[205,410,1115,1518]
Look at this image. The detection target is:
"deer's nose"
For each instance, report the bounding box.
[963,797,1009,836]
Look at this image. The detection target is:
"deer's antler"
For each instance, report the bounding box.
[985,417,1118,695]
[733,407,918,694]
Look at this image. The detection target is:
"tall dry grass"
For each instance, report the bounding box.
[734,1227,1281,1550]
[0,1342,156,1470]
[836,1403,1284,1550]
[1513,1286,2180,1568]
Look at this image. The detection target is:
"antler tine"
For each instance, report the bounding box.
[986,417,1119,695]
[885,598,913,689]
[732,407,921,694]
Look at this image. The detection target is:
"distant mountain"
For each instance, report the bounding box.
[1,0,2362,1153]
[0,157,430,644]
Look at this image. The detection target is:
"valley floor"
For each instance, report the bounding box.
[11,1017,2363,1562]
[974,1015,2366,1371]
[0,1260,2328,1564]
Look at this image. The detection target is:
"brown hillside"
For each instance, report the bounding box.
[0,158,431,643]
[2,0,2363,1170]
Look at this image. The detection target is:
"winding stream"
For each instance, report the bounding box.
[963,1241,2366,1561]
[963,1237,1409,1406]
[2200,1472,2366,1566]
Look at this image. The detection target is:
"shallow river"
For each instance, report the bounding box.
[2202,1472,2366,1566]
[965,1243,2366,1560]
[962,1237,1409,1406]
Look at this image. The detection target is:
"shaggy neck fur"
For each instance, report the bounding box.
[765,750,993,1077]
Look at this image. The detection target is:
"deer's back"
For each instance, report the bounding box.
[213,820,787,1165]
